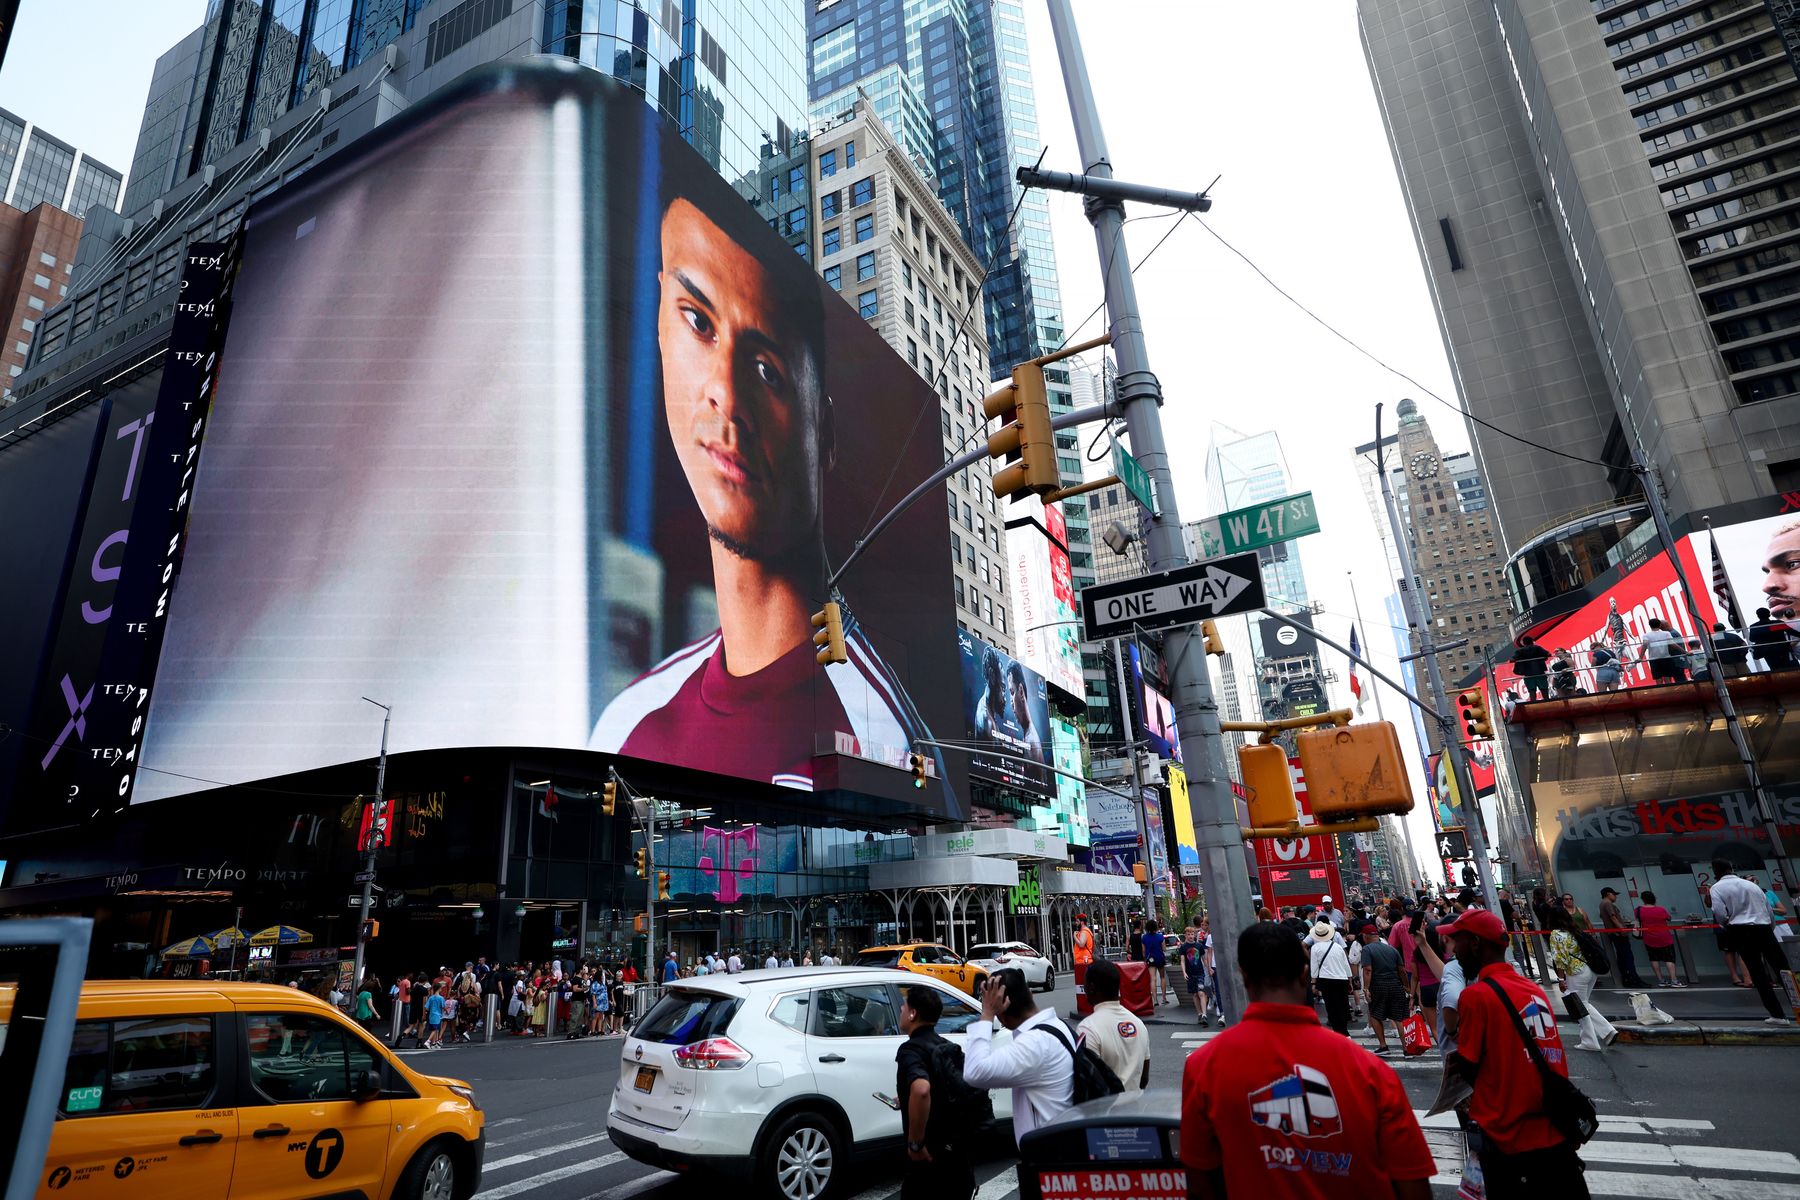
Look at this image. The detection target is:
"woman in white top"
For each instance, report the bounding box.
[1308,922,1353,1036]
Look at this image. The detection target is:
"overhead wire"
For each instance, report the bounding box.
[1193,219,1613,468]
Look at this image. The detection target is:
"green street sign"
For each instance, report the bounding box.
[1113,441,1158,514]
[1194,491,1321,557]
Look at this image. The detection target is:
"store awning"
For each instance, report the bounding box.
[1039,869,1140,898]
[914,827,1070,862]
[868,856,1019,890]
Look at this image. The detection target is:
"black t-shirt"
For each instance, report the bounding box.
[1128,930,1144,961]
[1513,644,1550,676]
[895,1028,954,1146]
[409,981,429,1011]
[1750,621,1795,666]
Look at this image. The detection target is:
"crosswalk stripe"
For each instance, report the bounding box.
[840,1182,905,1200]
[1433,1171,1800,1198]
[579,1169,676,1200]
[490,1119,588,1148]
[483,1131,611,1173]
[475,1150,631,1198]
[487,1117,524,1130]
[1415,1111,1716,1136]
[1580,1140,1799,1174]
[973,1165,1019,1200]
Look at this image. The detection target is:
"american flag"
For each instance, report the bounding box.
[1711,532,1744,629]
[1348,624,1365,713]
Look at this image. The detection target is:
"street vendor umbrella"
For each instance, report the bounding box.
[248,925,313,946]
[159,934,217,958]
[206,925,249,947]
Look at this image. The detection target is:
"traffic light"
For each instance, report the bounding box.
[1132,861,1147,884]
[657,870,671,900]
[1239,742,1299,830]
[1201,619,1224,656]
[1457,689,1493,740]
[633,848,648,878]
[812,601,847,666]
[361,920,379,941]
[983,361,1058,500]
[909,752,928,789]
[602,779,618,817]
[1295,721,1415,821]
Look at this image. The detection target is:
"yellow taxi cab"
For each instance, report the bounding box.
[852,942,988,997]
[16,980,484,1200]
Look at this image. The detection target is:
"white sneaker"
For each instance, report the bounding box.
[1763,1016,1793,1025]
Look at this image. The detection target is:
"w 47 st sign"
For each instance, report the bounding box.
[1194,492,1320,558]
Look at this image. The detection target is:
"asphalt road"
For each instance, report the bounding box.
[418,975,1800,1200]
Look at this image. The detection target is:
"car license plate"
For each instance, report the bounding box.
[633,1066,656,1093]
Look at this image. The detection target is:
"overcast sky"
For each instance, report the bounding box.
[0,0,1465,884]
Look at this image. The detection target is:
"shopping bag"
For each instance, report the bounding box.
[1628,991,1673,1025]
[1457,1131,1486,1200]
[1400,1008,1435,1056]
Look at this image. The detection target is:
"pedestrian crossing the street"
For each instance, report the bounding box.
[468,1099,1800,1200]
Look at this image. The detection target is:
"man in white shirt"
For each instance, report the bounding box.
[1710,857,1791,1024]
[727,950,743,974]
[764,951,780,971]
[819,950,837,967]
[963,968,1075,1144]
[1075,961,1148,1090]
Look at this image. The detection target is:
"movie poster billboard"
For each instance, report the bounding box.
[959,631,1053,797]
[1006,496,1083,702]
[1167,763,1200,876]
[1041,716,1092,848]
[129,65,964,815]
[1128,641,1181,761]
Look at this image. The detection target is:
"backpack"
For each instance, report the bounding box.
[924,1038,994,1132]
[1036,1020,1125,1104]
[1590,645,1614,668]
[1574,928,1611,975]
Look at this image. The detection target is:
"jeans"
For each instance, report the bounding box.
[1317,978,1351,1036]
[1605,931,1644,983]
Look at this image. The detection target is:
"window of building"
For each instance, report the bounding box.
[786,208,807,237]
[845,139,856,168]
[823,227,841,255]
[824,264,841,290]
[820,149,838,178]
[904,297,915,326]
[907,337,918,366]
[852,177,874,207]
[857,251,876,281]
[38,251,55,268]
[962,502,973,530]
[854,214,874,243]
[31,273,51,289]
[858,289,878,319]
[789,166,806,194]
[26,296,44,311]
[955,577,965,607]
[769,174,782,202]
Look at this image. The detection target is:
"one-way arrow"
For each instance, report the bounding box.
[1080,552,1267,641]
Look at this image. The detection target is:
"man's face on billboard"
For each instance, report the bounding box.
[1763,523,1800,619]
[1009,677,1030,728]
[659,198,821,562]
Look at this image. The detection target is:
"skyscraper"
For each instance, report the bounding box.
[1358,0,1792,551]
[0,110,122,219]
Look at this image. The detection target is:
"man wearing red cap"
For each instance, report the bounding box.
[1443,907,1589,1196]
[1180,923,1434,1198]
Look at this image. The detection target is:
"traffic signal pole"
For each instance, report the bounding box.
[351,697,391,997]
[1374,405,1499,912]
[1039,0,1254,1023]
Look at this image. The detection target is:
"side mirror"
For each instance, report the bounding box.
[356,1069,383,1101]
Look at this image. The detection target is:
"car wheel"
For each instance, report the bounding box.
[1041,967,1055,993]
[396,1138,462,1200]
[760,1111,844,1200]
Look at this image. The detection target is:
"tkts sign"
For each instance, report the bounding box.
[1556,791,1800,842]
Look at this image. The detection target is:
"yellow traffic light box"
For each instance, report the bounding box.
[1295,721,1414,821]
[1239,742,1299,830]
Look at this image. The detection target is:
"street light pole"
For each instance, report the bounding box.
[351,697,391,997]
[1043,0,1255,1022]
[1373,407,1498,912]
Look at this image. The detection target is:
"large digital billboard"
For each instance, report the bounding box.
[129,64,963,815]
[1006,496,1082,701]
[957,631,1052,797]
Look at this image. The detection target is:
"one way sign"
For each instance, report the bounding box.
[1080,552,1266,641]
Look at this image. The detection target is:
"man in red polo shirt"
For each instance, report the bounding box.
[1180,923,1434,1198]
[1444,907,1589,1196]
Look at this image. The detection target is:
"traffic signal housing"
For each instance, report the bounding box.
[812,601,847,666]
[1201,619,1224,656]
[909,753,928,789]
[1458,689,1493,740]
[984,362,1058,500]
[602,779,618,817]
[657,870,671,901]
[633,848,648,878]
[1239,742,1299,831]
[1295,721,1414,821]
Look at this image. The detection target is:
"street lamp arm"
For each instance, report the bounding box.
[1256,608,1447,723]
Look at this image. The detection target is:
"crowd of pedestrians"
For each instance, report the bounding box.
[1508,610,1796,704]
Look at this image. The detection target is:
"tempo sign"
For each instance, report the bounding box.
[1080,553,1265,641]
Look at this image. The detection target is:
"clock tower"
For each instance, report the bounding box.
[1393,399,1511,750]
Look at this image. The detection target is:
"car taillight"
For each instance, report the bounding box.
[672,1037,752,1070]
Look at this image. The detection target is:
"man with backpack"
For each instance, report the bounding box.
[1077,960,1150,1090]
[895,985,986,1200]
[963,968,1076,1144]
[1180,923,1435,1198]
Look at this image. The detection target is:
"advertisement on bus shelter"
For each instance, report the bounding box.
[122,66,963,815]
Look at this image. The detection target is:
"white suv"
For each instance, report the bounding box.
[607,967,1013,1200]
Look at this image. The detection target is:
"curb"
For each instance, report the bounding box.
[1609,1021,1800,1046]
